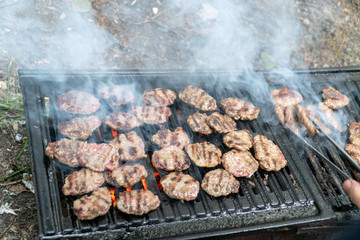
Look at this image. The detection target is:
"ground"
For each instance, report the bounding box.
[0,0,359,239]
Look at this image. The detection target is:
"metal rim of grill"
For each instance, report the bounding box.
[19,68,360,239]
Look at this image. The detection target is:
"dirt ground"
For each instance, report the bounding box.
[0,0,359,239]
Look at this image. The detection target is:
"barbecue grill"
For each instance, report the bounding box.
[19,68,360,239]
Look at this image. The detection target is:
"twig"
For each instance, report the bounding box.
[0,179,22,187]
[335,33,346,58]
[0,215,16,238]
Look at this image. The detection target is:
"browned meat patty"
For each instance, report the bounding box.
[207,112,237,133]
[143,88,177,106]
[104,111,142,131]
[105,164,148,188]
[223,130,253,151]
[271,87,303,107]
[349,122,360,146]
[179,85,217,111]
[73,187,112,220]
[345,144,360,165]
[220,97,260,121]
[57,90,100,115]
[132,106,172,124]
[45,138,84,167]
[116,189,160,215]
[58,116,101,140]
[318,102,343,132]
[253,135,287,171]
[78,143,119,172]
[305,105,331,134]
[187,112,213,134]
[62,168,104,196]
[322,86,349,109]
[98,85,134,106]
[222,150,259,178]
[151,146,191,171]
[184,142,222,168]
[295,105,317,137]
[151,127,190,149]
[274,104,301,136]
[110,131,147,162]
[201,169,240,197]
[160,171,200,201]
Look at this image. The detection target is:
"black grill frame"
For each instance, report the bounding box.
[20,68,360,239]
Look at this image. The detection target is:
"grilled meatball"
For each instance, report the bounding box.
[349,122,360,146]
[220,97,260,121]
[322,86,349,109]
[132,106,172,124]
[223,130,253,151]
[143,88,177,106]
[271,87,303,107]
[345,144,360,165]
[318,102,343,132]
[78,143,119,172]
[201,169,240,197]
[62,168,104,196]
[187,112,213,135]
[179,85,217,111]
[73,187,112,220]
[98,85,134,106]
[104,111,142,131]
[253,135,287,171]
[110,131,147,162]
[58,116,101,140]
[160,171,200,201]
[151,146,191,171]
[295,105,317,137]
[151,127,190,149]
[105,164,147,188]
[222,150,259,178]
[207,112,237,133]
[57,90,100,115]
[116,189,160,215]
[184,142,222,168]
[45,138,84,167]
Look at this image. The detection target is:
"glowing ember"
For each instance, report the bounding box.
[110,188,116,207]
[112,129,118,137]
[97,128,101,139]
[153,169,162,190]
[141,178,148,190]
[126,187,132,191]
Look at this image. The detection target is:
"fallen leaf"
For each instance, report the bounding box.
[6,183,27,195]
[0,203,18,215]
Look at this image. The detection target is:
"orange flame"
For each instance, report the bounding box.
[97,128,101,140]
[110,188,116,207]
[126,187,132,191]
[141,179,148,190]
[112,129,118,137]
[153,169,162,190]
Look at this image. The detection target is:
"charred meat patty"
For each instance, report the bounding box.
[223,130,253,151]
[222,150,259,178]
[151,127,190,149]
[110,131,147,162]
[132,106,172,124]
[104,111,142,131]
[73,187,112,220]
[345,144,360,165]
[187,112,213,134]
[201,169,240,197]
[58,116,101,140]
[160,171,200,201]
[184,142,222,168]
[78,143,119,172]
[151,146,191,171]
[98,85,134,106]
[57,90,100,115]
[271,87,303,107]
[116,189,160,215]
[220,97,260,121]
[45,138,85,167]
[143,88,177,106]
[62,168,104,196]
[105,164,148,188]
[179,85,217,111]
[253,135,287,171]
[322,86,349,109]
[349,122,360,146]
[207,112,237,133]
